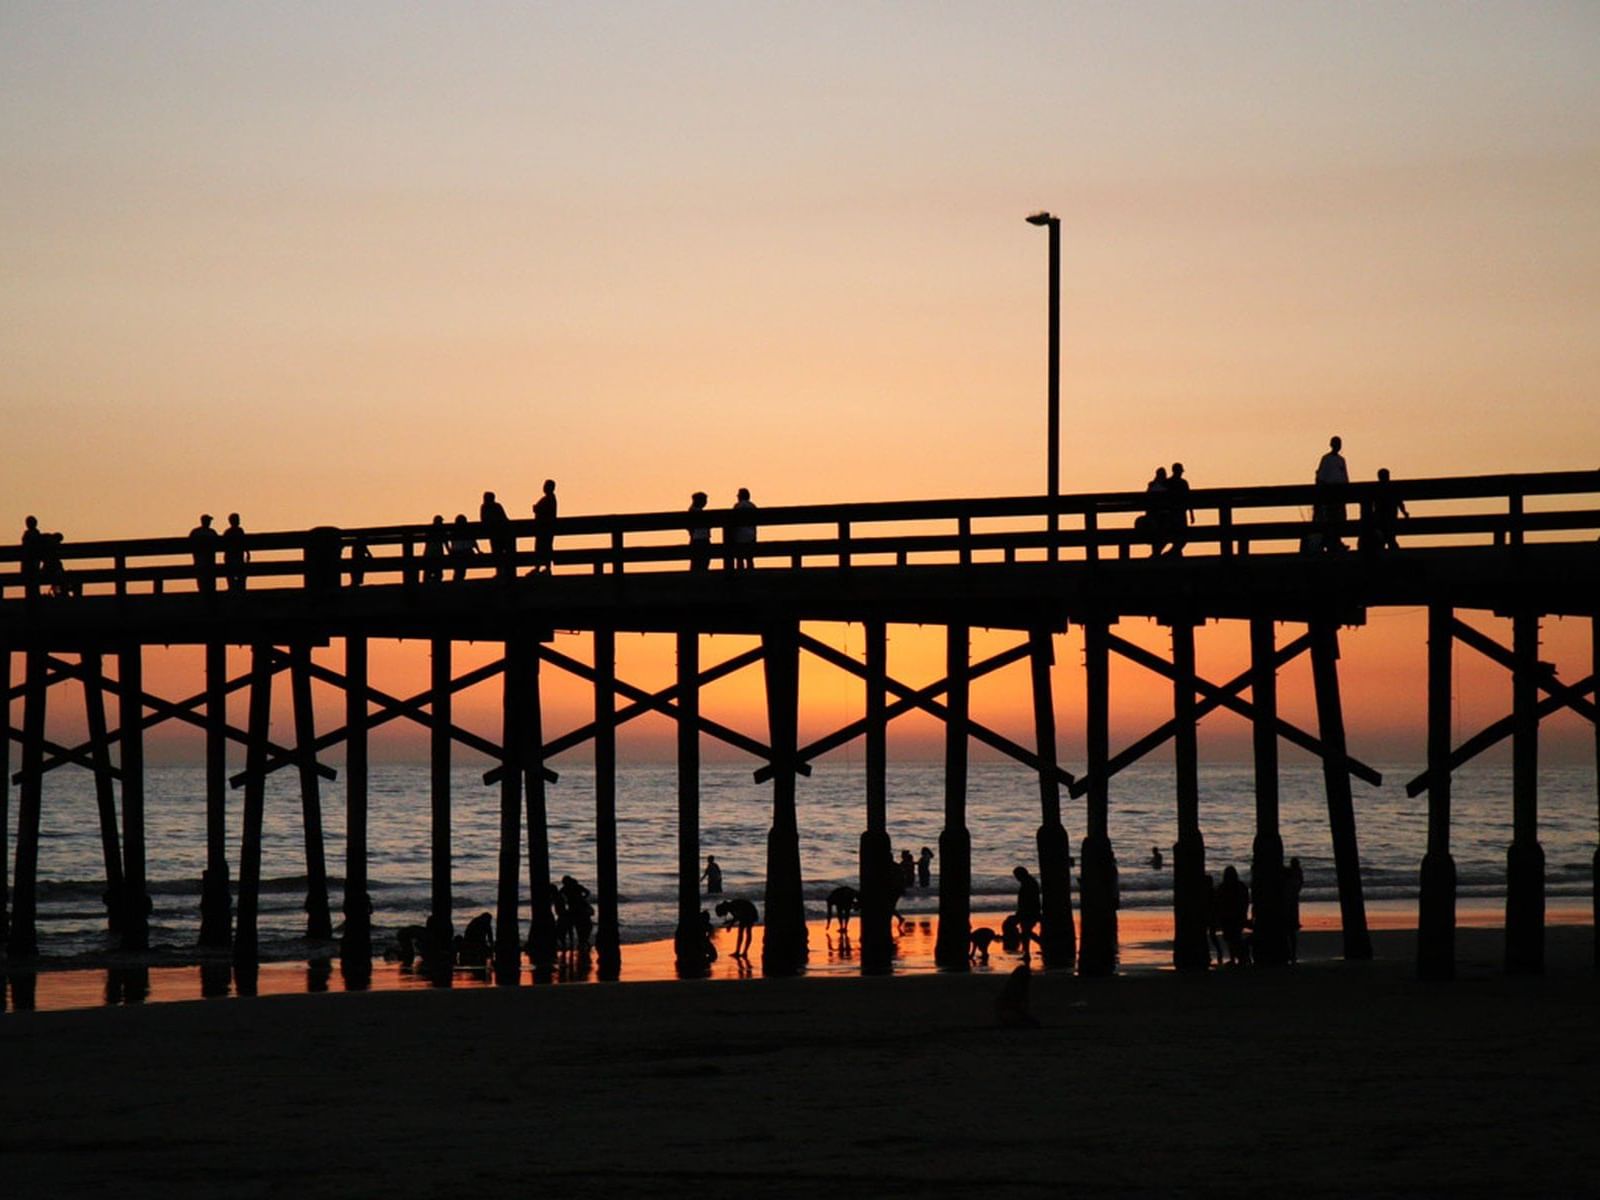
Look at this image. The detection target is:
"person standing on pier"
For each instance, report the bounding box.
[222,513,249,591]
[1314,436,1350,552]
[1165,463,1194,556]
[687,491,712,572]
[1362,468,1409,552]
[1137,467,1169,556]
[449,514,477,581]
[531,479,558,574]
[189,514,220,594]
[423,515,446,583]
[479,490,511,579]
[726,487,757,570]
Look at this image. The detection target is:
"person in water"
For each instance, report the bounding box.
[701,854,722,895]
[917,846,934,888]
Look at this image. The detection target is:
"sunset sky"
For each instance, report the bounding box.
[4,3,1597,764]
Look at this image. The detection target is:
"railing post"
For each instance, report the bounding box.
[958,517,972,567]
[1509,493,1525,549]
[838,521,851,569]
[611,529,624,574]
[1220,506,1233,558]
[402,537,416,589]
[115,555,127,599]
[1085,508,1098,564]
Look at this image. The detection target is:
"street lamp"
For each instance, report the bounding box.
[1026,211,1061,560]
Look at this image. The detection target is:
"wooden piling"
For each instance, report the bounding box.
[495,634,524,981]
[81,651,126,932]
[0,636,8,945]
[1079,620,1120,976]
[234,644,272,965]
[762,621,808,973]
[290,643,333,940]
[1418,604,1456,979]
[1593,612,1599,971]
[673,630,705,974]
[1248,618,1288,966]
[341,634,371,965]
[118,642,148,952]
[429,636,453,953]
[6,649,47,957]
[594,627,622,979]
[1309,621,1372,960]
[1170,619,1208,971]
[1505,610,1545,973]
[858,620,893,972]
[523,645,556,970]
[934,622,972,971]
[1030,626,1075,971]
[200,640,231,947]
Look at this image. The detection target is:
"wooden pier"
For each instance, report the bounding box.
[3,470,1597,981]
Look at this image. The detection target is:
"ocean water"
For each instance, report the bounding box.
[6,759,1594,962]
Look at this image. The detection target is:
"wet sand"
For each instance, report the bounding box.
[3,923,1597,1198]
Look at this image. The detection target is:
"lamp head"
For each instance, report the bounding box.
[1025,211,1055,226]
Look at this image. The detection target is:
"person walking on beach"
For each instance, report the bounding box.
[715,897,760,958]
[1164,463,1194,556]
[1284,856,1304,964]
[726,487,757,570]
[531,479,558,574]
[189,514,220,594]
[480,490,512,580]
[423,514,447,584]
[1013,866,1042,964]
[1204,873,1225,965]
[898,850,917,889]
[222,513,249,592]
[1216,865,1251,965]
[701,854,722,895]
[917,846,934,889]
[449,514,477,581]
[1314,436,1350,552]
[687,491,712,572]
[826,885,859,936]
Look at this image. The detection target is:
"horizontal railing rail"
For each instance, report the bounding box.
[2,470,1597,601]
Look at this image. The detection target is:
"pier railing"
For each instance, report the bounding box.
[3,469,1598,600]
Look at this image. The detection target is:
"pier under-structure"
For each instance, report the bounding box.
[3,470,1597,982]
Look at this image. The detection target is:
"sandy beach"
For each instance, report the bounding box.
[3,923,1596,1198]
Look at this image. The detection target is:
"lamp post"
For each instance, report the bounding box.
[1026,211,1060,560]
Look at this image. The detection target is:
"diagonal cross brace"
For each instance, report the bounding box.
[1105,632,1383,787]
[1069,632,1313,798]
[1451,618,1599,722]
[1406,673,1596,797]
[483,644,768,783]
[770,635,1073,787]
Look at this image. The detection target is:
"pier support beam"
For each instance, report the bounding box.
[1170,620,1208,972]
[0,636,8,945]
[858,621,894,972]
[934,623,972,971]
[1593,613,1599,971]
[1030,627,1075,971]
[81,652,125,933]
[200,641,231,947]
[7,649,47,957]
[290,644,333,941]
[522,645,555,971]
[762,622,808,973]
[234,645,272,965]
[494,634,524,982]
[1418,605,1457,979]
[1505,611,1545,973]
[673,630,705,975]
[118,643,148,952]
[1079,620,1120,976]
[428,637,453,959]
[594,628,622,980]
[1310,621,1372,960]
[1248,619,1288,967]
[341,635,371,968]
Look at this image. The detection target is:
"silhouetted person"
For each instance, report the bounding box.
[994,963,1039,1029]
[1138,467,1169,556]
[531,479,557,574]
[222,513,248,591]
[886,858,907,929]
[969,926,999,964]
[701,854,722,895]
[1216,865,1251,965]
[21,516,48,597]
[1164,463,1194,556]
[423,515,446,583]
[1314,435,1350,552]
[480,490,512,580]
[1000,912,1023,954]
[687,491,711,572]
[1014,866,1042,964]
[700,909,719,963]
[726,487,756,570]
[388,924,428,966]
[449,514,476,581]
[826,885,859,935]
[917,846,934,888]
[547,883,572,949]
[1149,845,1164,870]
[1284,856,1305,964]
[348,535,374,587]
[1362,467,1409,553]
[38,529,74,597]
[715,897,760,958]
[189,514,220,594]
[459,911,493,967]
[1203,873,1224,965]
[897,849,916,889]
